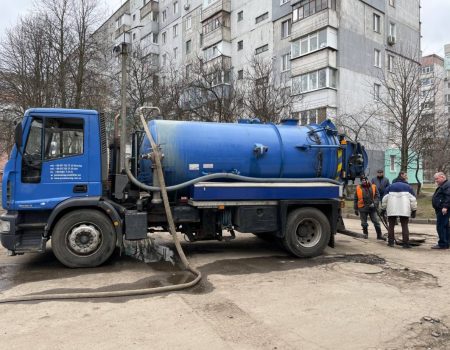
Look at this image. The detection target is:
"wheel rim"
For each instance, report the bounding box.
[66,223,103,256]
[294,218,322,248]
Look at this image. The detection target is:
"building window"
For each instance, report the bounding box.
[133,33,136,40]
[162,32,166,44]
[390,155,396,172]
[255,12,268,24]
[162,10,167,21]
[186,40,191,54]
[204,44,219,61]
[292,68,337,94]
[421,66,434,74]
[186,16,192,30]
[388,54,394,72]
[237,40,243,51]
[133,14,136,21]
[389,22,396,37]
[173,24,179,37]
[446,94,450,103]
[389,0,395,7]
[186,64,192,80]
[292,0,335,22]
[203,13,229,35]
[297,108,327,125]
[388,88,395,105]
[255,44,269,55]
[291,28,327,58]
[373,14,380,33]
[162,54,167,66]
[280,0,289,4]
[281,53,291,72]
[374,49,381,68]
[374,83,381,100]
[237,69,244,80]
[281,19,292,38]
[237,11,243,22]
[173,47,178,59]
[173,1,179,14]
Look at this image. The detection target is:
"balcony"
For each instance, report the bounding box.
[115,24,131,39]
[202,26,231,49]
[202,55,232,71]
[291,49,336,76]
[142,21,159,37]
[140,43,159,58]
[140,0,159,20]
[291,9,338,41]
[202,0,231,21]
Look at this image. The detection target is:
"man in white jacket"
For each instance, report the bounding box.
[381,172,417,248]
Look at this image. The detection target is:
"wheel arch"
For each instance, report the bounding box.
[44,197,123,239]
[279,200,339,247]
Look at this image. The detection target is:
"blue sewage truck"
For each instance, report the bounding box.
[0,108,367,267]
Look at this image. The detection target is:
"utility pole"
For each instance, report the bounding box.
[115,25,143,172]
[119,41,128,172]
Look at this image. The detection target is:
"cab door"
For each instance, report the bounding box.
[15,115,92,210]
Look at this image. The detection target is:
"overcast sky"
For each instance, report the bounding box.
[0,0,448,56]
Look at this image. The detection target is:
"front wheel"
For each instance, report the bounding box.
[282,207,331,258]
[51,210,117,268]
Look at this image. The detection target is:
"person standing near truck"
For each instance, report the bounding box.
[431,172,450,249]
[354,175,384,240]
[381,173,417,248]
[371,169,390,199]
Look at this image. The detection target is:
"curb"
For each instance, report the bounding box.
[345,214,436,225]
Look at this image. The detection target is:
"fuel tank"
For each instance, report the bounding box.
[138,119,367,186]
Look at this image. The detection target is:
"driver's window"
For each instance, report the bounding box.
[44,118,84,160]
[22,118,43,183]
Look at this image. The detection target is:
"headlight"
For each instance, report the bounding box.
[0,220,10,232]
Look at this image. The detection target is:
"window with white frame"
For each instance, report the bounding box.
[374,49,381,68]
[237,11,243,22]
[291,28,327,58]
[173,1,179,14]
[237,69,244,80]
[173,47,178,59]
[281,53,291,72]
[390,155,396,172]
[421,66,434,74]
[291,68,337,94]
[186,16,192,30]
[204,44,219,61]
[373,14,380,33]
[281,19,291,38]
[162,32,166,44]
[389,22,396,37]
[162,10,167,21]
[374,83,381,100]
[388,54,394,72]
[173,24,178,37]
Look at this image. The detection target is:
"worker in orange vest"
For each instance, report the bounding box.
[353,175,384,239]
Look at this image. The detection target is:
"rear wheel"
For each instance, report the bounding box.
[51,210,117,268]
[282,207,331,258]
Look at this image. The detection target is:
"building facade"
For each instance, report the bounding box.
[95,0,421,128]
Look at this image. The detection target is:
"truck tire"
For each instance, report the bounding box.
[51,210,117,268]
[282,207,330,258]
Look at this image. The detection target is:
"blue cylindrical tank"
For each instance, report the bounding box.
[138,119,359,187]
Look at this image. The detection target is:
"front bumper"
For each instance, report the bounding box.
[0,211,19,251]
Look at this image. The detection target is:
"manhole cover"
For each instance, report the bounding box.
[336,262,383,274]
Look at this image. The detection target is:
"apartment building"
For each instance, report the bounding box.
[96,0,420,130]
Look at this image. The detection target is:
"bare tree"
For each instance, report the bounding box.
[334,108,379,147]
[242,55,292,123]
[373,50,439,172]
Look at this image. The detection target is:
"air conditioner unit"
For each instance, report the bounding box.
[387,35,396,45]
[184,3,190,10]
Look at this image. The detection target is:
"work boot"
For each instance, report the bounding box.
[402,243,411,249]
[362,227,368,239]
[375,227,386,241]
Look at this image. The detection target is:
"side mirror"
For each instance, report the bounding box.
[14,123,23,148]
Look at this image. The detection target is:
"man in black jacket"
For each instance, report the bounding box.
[431,172,450,249]
[371,169,390,199]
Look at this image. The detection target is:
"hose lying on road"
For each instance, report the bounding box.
[0,107,201,304]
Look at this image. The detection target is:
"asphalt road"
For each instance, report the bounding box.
[1,219,449,349]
